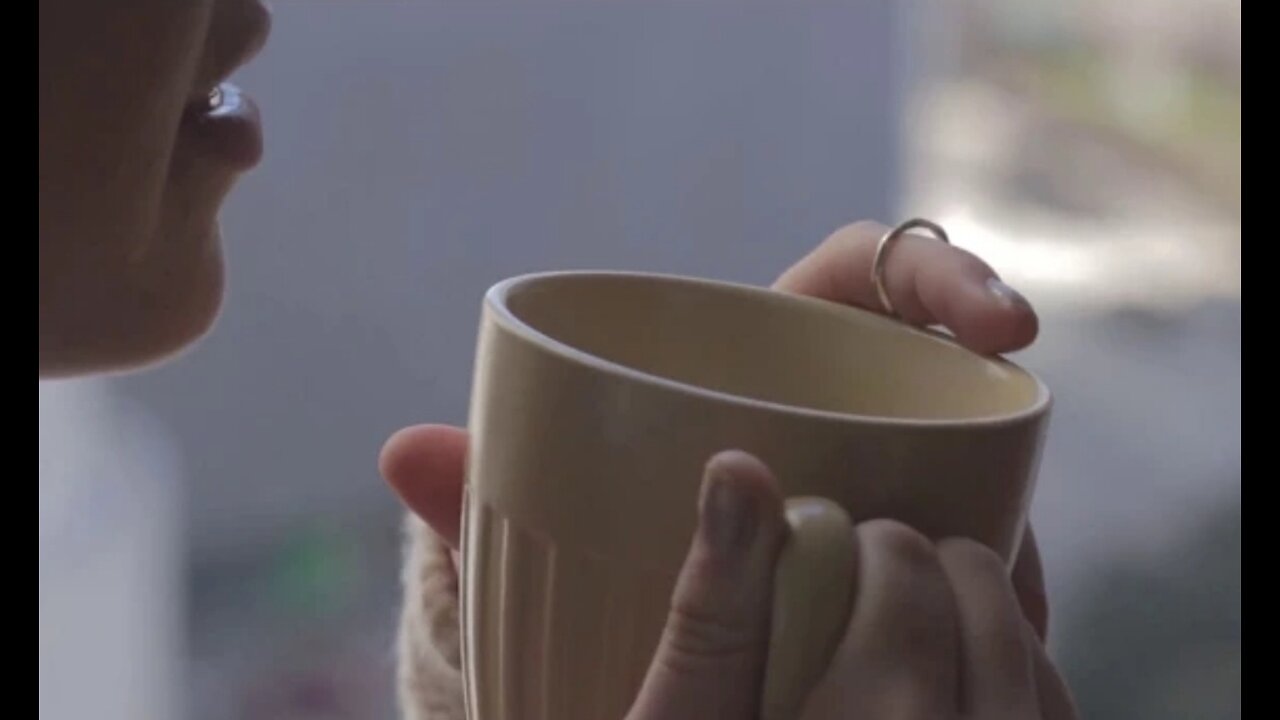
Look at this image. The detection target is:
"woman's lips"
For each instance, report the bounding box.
[182,82,263,171]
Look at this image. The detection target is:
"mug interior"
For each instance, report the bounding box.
[496,272,1046,422]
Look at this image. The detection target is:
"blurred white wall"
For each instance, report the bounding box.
[39,381,185,720]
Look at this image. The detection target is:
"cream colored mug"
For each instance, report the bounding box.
[460,271,1050,720]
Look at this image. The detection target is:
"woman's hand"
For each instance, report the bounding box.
[381,220,1067,717]
[381,219,1050,638]
[624,450,1077,719]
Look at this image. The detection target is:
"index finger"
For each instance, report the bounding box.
[774,220,1038,355]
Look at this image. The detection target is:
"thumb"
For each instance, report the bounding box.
[380,424,469,548]
[627,451,789,720]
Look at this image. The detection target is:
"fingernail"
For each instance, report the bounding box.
[700,470,758,555]
[987,277,1030,308]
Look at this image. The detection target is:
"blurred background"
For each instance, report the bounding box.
[39,1,1239,718]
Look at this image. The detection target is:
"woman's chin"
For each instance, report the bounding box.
[39,247,226,379]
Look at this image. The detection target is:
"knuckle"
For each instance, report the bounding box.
[658,598,755,672]
[874,677,959,720]
[937,536,1008,578]
[828,219,888,250]
[860,519,939,571]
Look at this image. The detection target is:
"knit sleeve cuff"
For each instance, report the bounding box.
[396,515,465,720]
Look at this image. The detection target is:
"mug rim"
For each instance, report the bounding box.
[484,270,1052,429]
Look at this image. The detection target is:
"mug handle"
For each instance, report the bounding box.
[760,497,858,720]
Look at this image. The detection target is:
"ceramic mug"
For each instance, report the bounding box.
[459,271,1050,720]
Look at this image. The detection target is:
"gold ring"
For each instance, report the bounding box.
[871,218,951,318]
